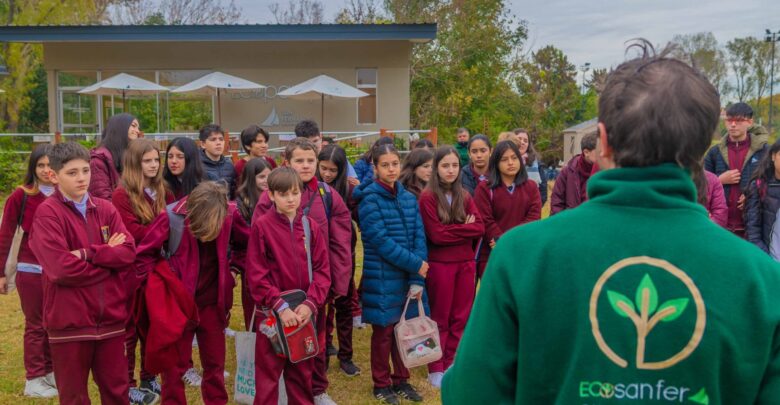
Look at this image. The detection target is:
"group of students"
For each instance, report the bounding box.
[0,112,558,405]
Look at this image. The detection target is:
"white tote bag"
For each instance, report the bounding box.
[234,307,289,404]
[3,194,27,293]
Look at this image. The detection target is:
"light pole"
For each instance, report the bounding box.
[767,29,779,133]
[580,62,591,94]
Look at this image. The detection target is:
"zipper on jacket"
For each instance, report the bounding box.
[77,204,105,328]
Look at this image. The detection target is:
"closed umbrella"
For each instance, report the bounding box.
[78,73,168,107]
[172,71,265,125]
[278,74,368,130]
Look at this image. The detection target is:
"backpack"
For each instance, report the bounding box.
[163,202,185,259]
[304,181,333,220]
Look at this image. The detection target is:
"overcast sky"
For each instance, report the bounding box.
[237,0,779,82]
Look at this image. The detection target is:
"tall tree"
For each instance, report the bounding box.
[516,45,579,164]
[387,0,528,141]
[670,32,729,97]
[335,0,386,23]
[0,0,99,131]
[726,37,757,103]
[108,0,242,25]
[269,0,324,24]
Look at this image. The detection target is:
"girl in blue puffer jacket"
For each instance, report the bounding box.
[353,143,428,405]
[746,140,780,259]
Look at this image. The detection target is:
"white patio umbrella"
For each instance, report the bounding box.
[278,74,368,130]
[78,73,169,107]
[171,72,265,125]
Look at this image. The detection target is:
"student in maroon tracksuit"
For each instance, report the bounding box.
[231,157,273,329]
[235,125,277,185]
[0,145,57,398]
[135,181,235,405]
[473,140,542,279]
[253,138,352,405]
[418,146,484,389]
[247,167,331,405]
[112,138,174,403]
[29,142,137,405]
[316,144,362,377]
[89,113,140,200]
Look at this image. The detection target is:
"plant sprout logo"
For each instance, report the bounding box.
[589,256,707,370]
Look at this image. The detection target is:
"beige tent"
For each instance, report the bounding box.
[562,118,598,164]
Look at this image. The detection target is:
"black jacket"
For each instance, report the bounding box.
[746,177,780,253]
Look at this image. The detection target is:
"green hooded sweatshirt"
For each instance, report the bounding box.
[442,165,780,405]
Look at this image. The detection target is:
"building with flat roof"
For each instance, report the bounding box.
[0,24,437,141]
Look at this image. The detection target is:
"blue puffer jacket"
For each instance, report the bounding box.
[703,125,769,198]
[745,177,780,253]
[353,158,374,184]
[354,179,429,327]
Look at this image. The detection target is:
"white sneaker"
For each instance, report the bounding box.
[43,372,56,388]
[24,376,58,398]
[314,392,338,405]
[428,372,444,389]
[192,336,198,347]
[182,368,202,387]
[224,370,230,378]
[224,327,236,338]
[352,316,367,329]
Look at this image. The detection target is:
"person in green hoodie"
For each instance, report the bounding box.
[442,40,780,405]
[454,128,470,168]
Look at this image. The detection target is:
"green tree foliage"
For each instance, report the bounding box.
[387,0,528,143]
[516,45,580,164]
[671,32,730,97]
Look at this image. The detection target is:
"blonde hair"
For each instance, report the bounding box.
[497,131,520,147]
[121,139,166,224]
[186,181,228,242]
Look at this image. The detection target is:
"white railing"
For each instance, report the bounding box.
[0,129,439,156]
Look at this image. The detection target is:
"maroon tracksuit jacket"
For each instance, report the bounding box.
[29,190,136,343]
[247,208,331,405]
[89,146,120,201]
[473,180,542,263]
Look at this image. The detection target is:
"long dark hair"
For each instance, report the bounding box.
[317,144,349,201]
[100,113,136,173]
[399,148,433,197]
[237,157,272,222]
[164,137,204,198]
[488,140,529,189]
[748,140,780,200]
[427,146,467,224]
[23,144,51,191]
[361,136,395,163]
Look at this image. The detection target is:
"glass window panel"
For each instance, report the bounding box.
[357,68,377,87]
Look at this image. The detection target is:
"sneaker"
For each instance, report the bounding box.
[339,360,361,377]
[353,316,367,329]
[140,378,161,396]
[224,370,230,378]
[314,392,338,405]
[393,382,423,402]
[224,327,236,338]
[24,376,58,398]
[372,387,400,405]
[43,372,56,388]
[182,368,202,387]
[428,371,444,389]
[192,336,198,347]
[326,343,338,356]
[129,387,159,405]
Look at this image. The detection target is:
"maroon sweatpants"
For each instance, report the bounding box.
[325,277,356,362]
[161,305,227,405]
[50,335,128,405]
[311,305,329,396]
[370,323,410,389]
[124,275,153,386]
[254,323,315,405]
[240,273,255,331]
[426,260,476,373]
[16,271,52,380]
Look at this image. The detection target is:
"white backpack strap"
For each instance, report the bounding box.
[301,216,313,283]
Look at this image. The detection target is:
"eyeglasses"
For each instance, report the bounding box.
[725,117,750,124]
